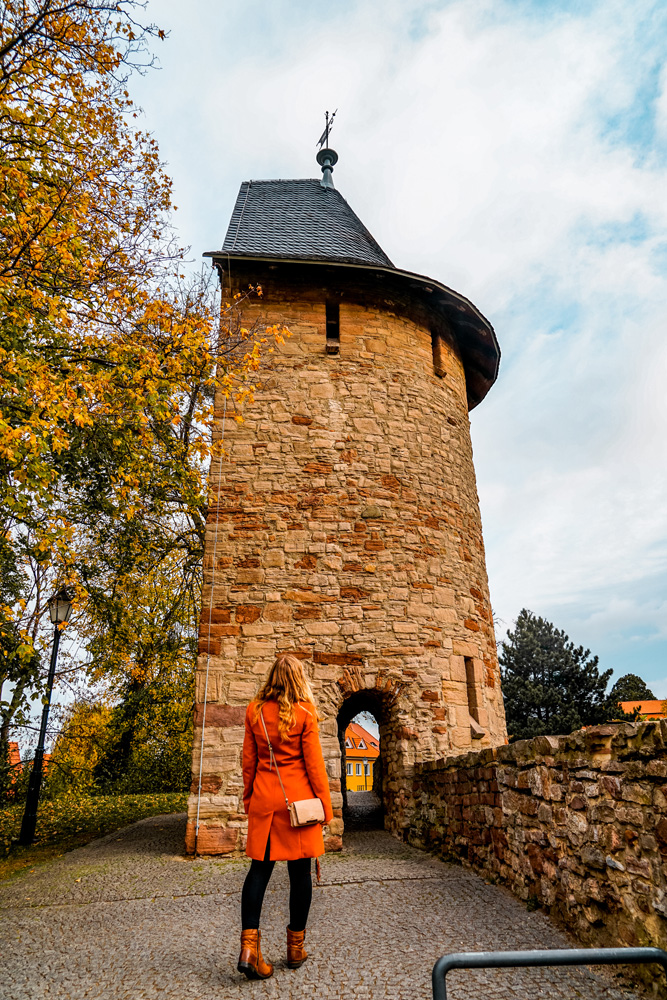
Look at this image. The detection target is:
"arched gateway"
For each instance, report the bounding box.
[186,147,507,854]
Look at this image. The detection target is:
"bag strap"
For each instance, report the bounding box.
[259,707,325,884]
[259,708,290,811]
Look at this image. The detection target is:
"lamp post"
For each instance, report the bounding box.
[19,589,72,847]
[363,756,368,791]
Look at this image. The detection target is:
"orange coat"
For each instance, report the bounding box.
[242,699,334,861]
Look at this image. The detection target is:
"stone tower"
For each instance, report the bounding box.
[186,148,506,855]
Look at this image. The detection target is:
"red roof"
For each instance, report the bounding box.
[345,722,380,760]
[620,700,666,719]
[8,742,21,769]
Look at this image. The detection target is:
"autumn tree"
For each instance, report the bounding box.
[44,699,111,796]
[0,1,286,758]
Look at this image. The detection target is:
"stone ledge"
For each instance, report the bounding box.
[414,721,667,773]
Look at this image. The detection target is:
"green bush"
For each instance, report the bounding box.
[0,791,187,856]
[99,729,193,795]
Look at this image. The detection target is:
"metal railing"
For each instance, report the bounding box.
[432,947,667,1000]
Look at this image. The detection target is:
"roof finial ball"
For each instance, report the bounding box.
[316,108,338,190]
[316,146,338,189]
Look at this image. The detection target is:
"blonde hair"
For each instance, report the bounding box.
[253,653,317,741]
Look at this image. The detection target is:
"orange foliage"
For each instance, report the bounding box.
[0,3,287,723]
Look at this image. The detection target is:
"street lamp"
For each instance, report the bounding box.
[19,588,72,846]
[363,756,368,791]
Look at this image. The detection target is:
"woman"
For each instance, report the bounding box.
[238,653,334,980]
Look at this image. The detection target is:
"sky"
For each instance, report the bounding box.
[129,0,667,697]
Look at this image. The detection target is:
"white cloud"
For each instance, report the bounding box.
[132,0,667,683]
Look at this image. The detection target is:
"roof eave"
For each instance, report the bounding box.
[204,252,500,409]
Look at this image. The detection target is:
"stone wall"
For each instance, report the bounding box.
[407,721,667,962]
[186,269,506,854]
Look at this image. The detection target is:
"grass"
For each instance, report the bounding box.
[0,791,187,881]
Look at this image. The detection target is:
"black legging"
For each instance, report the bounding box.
[241,838,312,932]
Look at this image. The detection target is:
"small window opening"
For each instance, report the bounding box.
[464,657,478,723]
[431,329,446,378]
[326,302,340,354]
[465,656,485,740]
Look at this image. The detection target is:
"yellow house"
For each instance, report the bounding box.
[344,722,380,792]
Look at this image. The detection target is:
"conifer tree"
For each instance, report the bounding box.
[607,673,655,704]
[500,609,612,740]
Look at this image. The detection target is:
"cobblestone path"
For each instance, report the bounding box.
[0,811,644,1000]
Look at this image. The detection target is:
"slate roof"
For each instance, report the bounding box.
[221,179,394,268]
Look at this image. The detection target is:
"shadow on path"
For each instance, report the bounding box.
[344,790,384,831]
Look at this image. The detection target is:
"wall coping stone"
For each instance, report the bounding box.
[414,721,667,775]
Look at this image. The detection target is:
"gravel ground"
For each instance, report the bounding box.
[0,808,649,1000]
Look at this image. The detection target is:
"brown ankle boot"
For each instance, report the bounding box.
[286,927,308,968]
[238,929,273,979]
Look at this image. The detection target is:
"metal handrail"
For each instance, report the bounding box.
[432,947,667,1000]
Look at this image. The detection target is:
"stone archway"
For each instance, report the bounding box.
[337,689,386,830]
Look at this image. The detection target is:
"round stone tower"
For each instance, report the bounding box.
[186,149,506,855]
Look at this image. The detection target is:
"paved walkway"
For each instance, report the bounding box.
[0,811,644,1000]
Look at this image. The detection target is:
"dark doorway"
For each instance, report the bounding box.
[337,691,385,831]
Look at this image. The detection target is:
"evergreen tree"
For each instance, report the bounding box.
[500,609,612,740]
[607,673,655,704]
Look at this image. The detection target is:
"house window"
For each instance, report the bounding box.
[364,763,370,776]
[345,738,352,748]
[358,739,366,749]
[326,302,340,354]
[356,763,362,775]
[346,763,352,776]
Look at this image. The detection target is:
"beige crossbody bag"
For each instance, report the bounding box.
[259,708,325,827]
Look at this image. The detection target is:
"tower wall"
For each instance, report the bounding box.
[186,273,506,854]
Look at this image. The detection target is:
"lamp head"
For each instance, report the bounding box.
[48,588,73,625]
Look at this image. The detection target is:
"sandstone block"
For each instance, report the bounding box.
[185,821,239,855]
[452,639,478,657]
[241,623,275,636]
[304,621,340,635]
[194,704,245,728]
[236,569,265,585]
[242,640,276,658]
[310,383,335,398]
[264,603,292,622]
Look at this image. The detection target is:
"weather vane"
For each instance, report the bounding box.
[317,109,337,150]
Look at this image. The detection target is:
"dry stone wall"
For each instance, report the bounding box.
[186,273,506,854]
[408,721,667,963]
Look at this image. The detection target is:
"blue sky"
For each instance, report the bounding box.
[129,0,667,695]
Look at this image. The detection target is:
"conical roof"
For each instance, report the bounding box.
[207,169,500,410]
[221,179,393,268]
